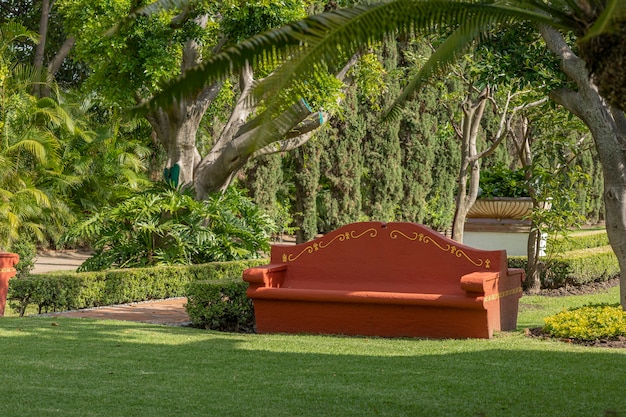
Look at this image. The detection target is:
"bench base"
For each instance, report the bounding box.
[252,298,495,339]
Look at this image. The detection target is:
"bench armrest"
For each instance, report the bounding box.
[460,268,525,300]
[507,268,526,283]
[460,272,499,295]
[243,263,288,288]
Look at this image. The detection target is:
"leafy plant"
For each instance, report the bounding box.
[185,278,254,332]
[62,183,276,271]
[542,304,626,340]
[8,240,37,278]
[479,163,530,198]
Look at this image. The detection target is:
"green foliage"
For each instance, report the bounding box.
[360,38,403,222]
[58,0,184,106]
[241,154,297,241]
[220,0,308,43]
[0,21,76,249]
[316,88,365,233]
[508,245,619,289]
[574,149,604,223]
[543,304,626,340]
[7,259,265,315]
[63,184,275,271]
[548,230,609,254]
[396,51,459,230]
[185,278,254,332]
[479,163,530,198]
[289,139,321,242]
[470,22,568,93]
[8,240,36,278]
[543,246,619,288]
[351,52,386,111]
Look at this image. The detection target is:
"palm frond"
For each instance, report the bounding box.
[140,0,569,120]
[582,0,626,40]
[35,97,76,134]
[385,21,485,120]
[7,64,46,91]
[0,21,39,54]
[9,129,60,165]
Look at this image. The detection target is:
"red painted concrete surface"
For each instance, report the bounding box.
[0,252,19,317]
[244,222,525,339]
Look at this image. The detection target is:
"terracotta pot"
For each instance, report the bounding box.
[0,252,20,317]
[467,197,534,220]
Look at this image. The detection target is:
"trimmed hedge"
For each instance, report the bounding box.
[548,230,610,254]
[509,245,619,289]
[7,259,266,316]
[185,279,254,332]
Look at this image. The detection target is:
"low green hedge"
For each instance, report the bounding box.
[548,230,609,254]
[8,259,266,316]
[185,279,254,332]
[508,245,619,289]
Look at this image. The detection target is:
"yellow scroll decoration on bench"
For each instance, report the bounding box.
[483,287,523,302]
[283,228,378,262]
[389,229,491,269]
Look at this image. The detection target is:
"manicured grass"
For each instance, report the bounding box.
[518,285,621,329]
[1,288,625,417]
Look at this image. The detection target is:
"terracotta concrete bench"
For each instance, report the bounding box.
[243,222,525,339]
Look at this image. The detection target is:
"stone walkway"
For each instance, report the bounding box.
[47,298,191,326]
[34,251,191,326]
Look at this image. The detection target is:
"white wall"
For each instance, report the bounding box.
[463,231,546,257]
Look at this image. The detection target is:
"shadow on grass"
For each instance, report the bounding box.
[0,317,624,417]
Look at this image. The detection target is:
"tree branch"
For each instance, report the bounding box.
[539,25,589,88]
[252,131,315,158]
[47,36,75,77]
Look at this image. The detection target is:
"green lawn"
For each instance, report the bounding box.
[1,287,624,417]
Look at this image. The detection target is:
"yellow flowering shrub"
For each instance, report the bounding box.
[543,304,626,340]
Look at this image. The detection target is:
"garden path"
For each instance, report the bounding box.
[34,251,191,326]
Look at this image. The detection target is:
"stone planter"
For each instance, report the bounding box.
[467,197,534,220]
[464,198,548,257]
[0,252,20,316]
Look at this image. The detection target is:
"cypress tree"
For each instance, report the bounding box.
[360,39,404,221]
[241,153,287,237]
[289,141,321,243]
[317,87,366,232]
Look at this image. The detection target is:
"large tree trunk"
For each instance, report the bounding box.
[146,11,356,199]
[146,103,206,187]
[541,26,626,309]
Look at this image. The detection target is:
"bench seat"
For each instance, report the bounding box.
[243,222,525,339]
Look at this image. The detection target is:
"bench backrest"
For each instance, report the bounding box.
[270,222,508,294]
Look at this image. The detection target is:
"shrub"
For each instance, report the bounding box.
[542,304,626,340]
[62,183,276,271]
[185,279,254,332]
[479,163,530,198]
[8,240,37,278]
[508,245,619,289]
[548,230,609,255]
[7,259,266,315]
